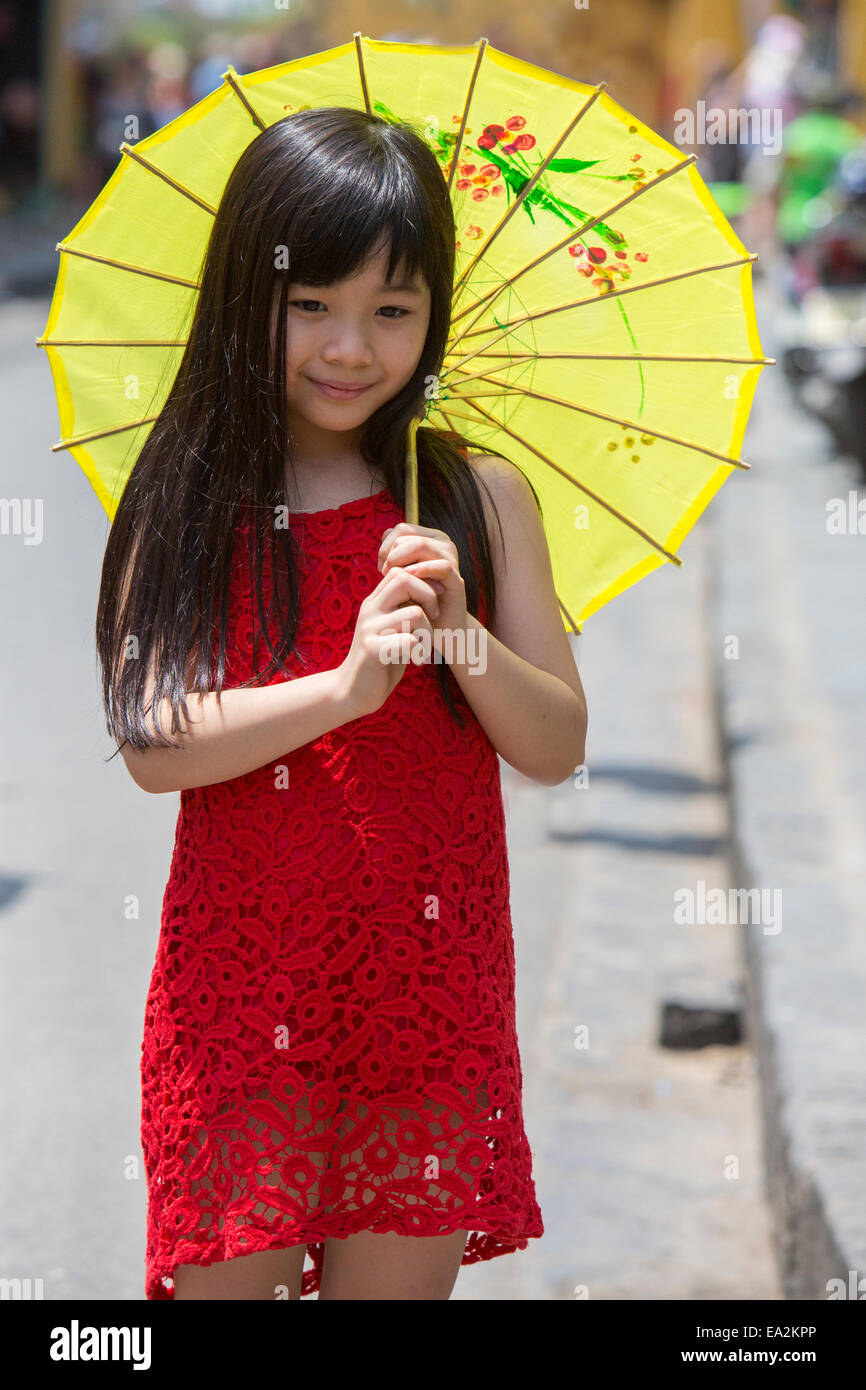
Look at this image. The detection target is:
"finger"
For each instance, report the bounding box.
[378,630,430,668]
[403,559,452,589]
[379,537,443,574]
[378,523,446,564]
[379,605,433,635]
[403,558,450,574]
[378,610,433,661]
[372,567,441,616]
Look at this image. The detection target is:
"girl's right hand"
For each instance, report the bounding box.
[337,566,441,718]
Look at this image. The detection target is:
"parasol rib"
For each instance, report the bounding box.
[445,365,751,468]
[353,32,372,116]
[50,417,160,452]
[445,352,774,392]
[445,39,489,199]
[52,243,200,288]
[452,80,607,299]
[448,153,698,347]
[439,395,684,563]
[556,595,583,635]
[221,65,267,130]
[461,350,776,366]
[37,338,187,347]
[437,388,524,398]
[119,143,217,215]
[445,254,759,373]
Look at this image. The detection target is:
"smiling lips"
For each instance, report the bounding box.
[308,377,373,399]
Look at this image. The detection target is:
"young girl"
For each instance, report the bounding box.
[97,106,587,1301]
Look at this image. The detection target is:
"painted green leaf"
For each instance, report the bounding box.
[546,158,601,173]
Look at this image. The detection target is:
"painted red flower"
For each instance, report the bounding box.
[478,123,506,149]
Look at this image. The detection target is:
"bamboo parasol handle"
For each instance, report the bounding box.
[393,415,424,629]
[404,415,420,525]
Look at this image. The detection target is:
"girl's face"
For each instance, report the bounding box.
[273,241,432,455]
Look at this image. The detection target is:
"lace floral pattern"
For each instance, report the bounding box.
[141,480,543,1299]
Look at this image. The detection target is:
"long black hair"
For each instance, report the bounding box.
[96,105,539,756]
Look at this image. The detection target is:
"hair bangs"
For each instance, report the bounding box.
[274,127,432,291]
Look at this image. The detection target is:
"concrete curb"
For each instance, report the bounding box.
[712,672,854,1301]
[706,274,866,1299]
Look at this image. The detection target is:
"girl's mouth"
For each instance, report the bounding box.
[308,377,373,400]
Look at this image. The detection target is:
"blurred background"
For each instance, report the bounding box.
[2,0,865,1303]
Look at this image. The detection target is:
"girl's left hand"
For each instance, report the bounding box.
[377,523,468,651]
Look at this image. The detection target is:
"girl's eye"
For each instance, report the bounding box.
[288,300,409,319]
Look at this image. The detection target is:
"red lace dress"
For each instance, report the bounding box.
[140,476,544,1299]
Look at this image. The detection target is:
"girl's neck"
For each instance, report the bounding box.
[284,455,386,511]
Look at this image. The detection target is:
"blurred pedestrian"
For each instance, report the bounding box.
[93,48,156,180]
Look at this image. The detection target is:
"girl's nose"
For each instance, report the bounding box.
[321,324,374,364]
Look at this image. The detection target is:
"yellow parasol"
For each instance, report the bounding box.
[37,32,773,632]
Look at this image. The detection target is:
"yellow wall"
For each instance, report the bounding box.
[839,0,866,131]
[662,0,748,118]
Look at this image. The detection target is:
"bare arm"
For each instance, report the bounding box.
[112,523,369,794]
[122,665,362,795]
[448,615,586,786]
[449,454,587,786]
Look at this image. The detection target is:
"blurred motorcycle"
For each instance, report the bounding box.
[780,145,866,471]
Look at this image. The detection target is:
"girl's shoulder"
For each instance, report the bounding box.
[461,451,535,533]
[462,450,525,491]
